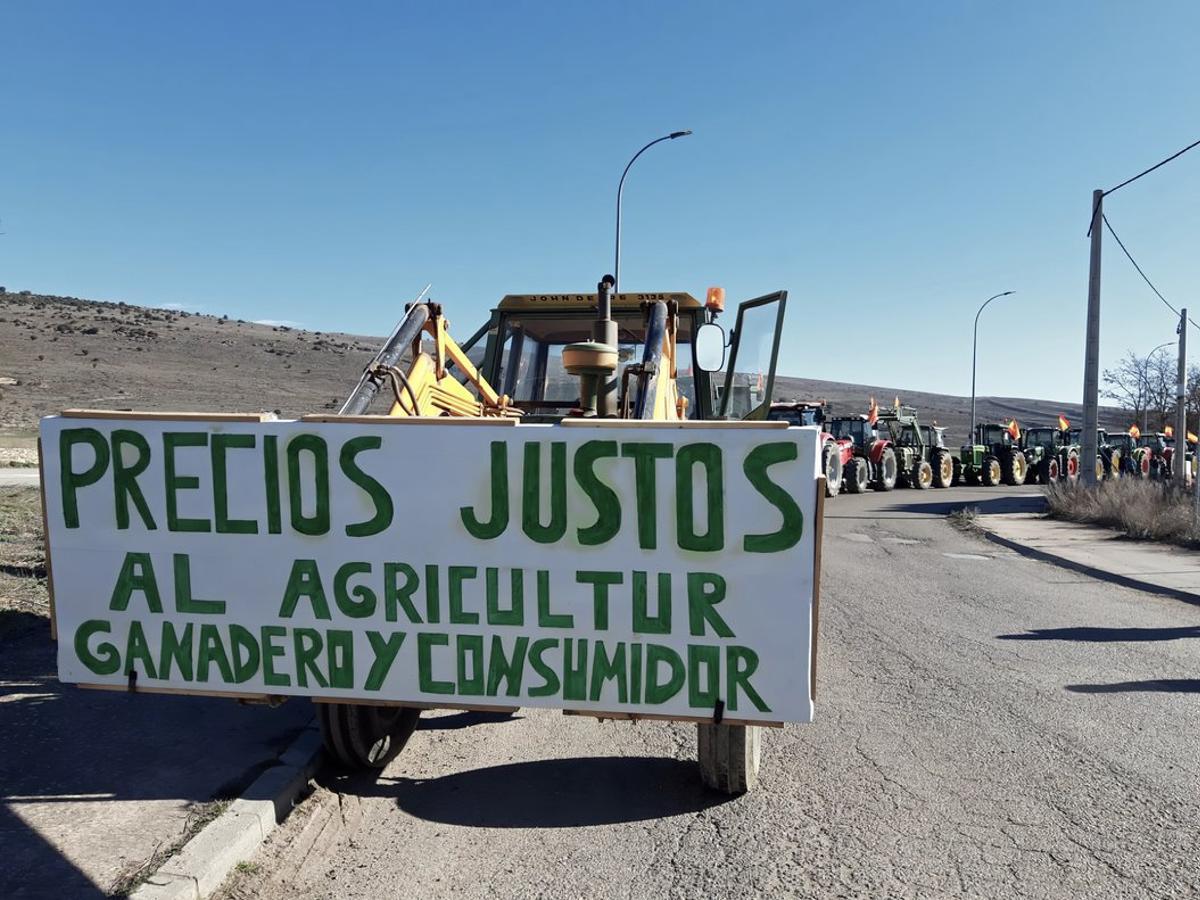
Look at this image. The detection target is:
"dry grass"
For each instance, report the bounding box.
[1045,478,1200,547]
[0,485,50,619]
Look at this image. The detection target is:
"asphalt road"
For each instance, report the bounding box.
[223,483,1200,899]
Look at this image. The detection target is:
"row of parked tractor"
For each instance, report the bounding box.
[767,400,1189,497]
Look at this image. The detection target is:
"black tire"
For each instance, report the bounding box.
[318,702,421,771]
[951,456,963,486]
[823,442,843,497]
[980,454,1001,487]
[1001,450,1027,486]
[845,457,870,493]
[910,459,933,489]
[1047,456,1060,482]
[697,723,760,794]
[932,450,954,488]
[875,447,898,491]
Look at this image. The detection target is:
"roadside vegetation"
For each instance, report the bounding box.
[0,485,49,626]
[1045,478,1200,547]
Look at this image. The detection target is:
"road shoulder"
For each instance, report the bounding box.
[981,512,1200,604]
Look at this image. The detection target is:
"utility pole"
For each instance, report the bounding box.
[1081,189,1103,486]
[1175,308,1188,483]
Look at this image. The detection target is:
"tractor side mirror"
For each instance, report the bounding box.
[695,322,726,372]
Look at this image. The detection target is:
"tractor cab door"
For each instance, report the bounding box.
[716,291,787,420]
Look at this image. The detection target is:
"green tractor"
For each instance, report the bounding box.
[1068,427,1118,481]
[954,423,1028,486]
[874,405,954,489]
[1019,425,1068,484]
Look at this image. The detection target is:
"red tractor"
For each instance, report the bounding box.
[826,413,898,493]
[767,400,855,496]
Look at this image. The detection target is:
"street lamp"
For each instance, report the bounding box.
[970,290,1016,440]
[613,130,692,292]
[1140,341,1173,432]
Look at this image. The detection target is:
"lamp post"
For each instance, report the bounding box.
[613,130,692,292]
[970,290,1016,440]
[1141,341,1173,432]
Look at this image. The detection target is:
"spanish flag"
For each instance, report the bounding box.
[1058,414,1070,431]
[1166,425,1175,438]
[1007,419,1020,440]
[1129,424,1141,440]
[867,396,878,425]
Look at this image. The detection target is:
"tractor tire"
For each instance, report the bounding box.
[980,455,1002,487]
[844,457,870,493]
[1094,456,1105,482]
[1109,451,1122,479]
[1064,450,1079,482]
[910,459,934,489]
[932,450,954,488]
[1138,451,1151,479]
[822,442,843,497]
[1040,457,1060,484]
[318,702,421,771]
[697,723,760,794]
[1001,450,1027,486]
[875,448,898,491]
[951,456,963,486]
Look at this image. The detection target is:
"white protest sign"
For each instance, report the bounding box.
[40,415,821,724]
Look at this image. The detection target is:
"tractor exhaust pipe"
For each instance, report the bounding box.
[594,275,619,417]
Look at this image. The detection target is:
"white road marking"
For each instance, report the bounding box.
[943,552,991,560]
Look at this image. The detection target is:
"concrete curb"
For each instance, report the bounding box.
[980,527,1200,607]
[130,723,324,900]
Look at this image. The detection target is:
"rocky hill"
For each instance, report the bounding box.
[0,290,1126,445]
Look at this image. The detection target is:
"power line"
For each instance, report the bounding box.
[1102,213,1200,331]
[1106,137,1200,197]
[1086,136,1200,236]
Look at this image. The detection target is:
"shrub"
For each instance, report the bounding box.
[1045,478,1200,546]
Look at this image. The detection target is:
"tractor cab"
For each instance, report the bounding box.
[1021,426,1066,453]
[1139,432,1170,454]
[472,289,787,422]
[827,416,877,449]
[973,423,1016,450]
[1107,431,1137,455]
[922,425,946,449]
[767,400,829,428]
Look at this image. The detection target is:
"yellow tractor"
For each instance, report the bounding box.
[323,275,790,792]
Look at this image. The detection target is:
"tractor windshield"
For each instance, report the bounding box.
[1108,434,1134,453]
[828,418,873,444]
[768,406,822,427]
[978,425,1007,446]
[1024,428,1058,448]
[494,310,699,417]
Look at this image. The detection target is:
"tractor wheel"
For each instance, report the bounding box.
[844,457,869,493]
[1139,451,1151,478]
[980,455,1002,487]
[1042,457,1060,484]
[932,450,954,488]
[697,723,760,794]
[318,702,421,771]
[1064,450,1079,482]
[910,459,934,489]
[1001,450,1027,486]
[822,442,843,497]
[951,456,963,486]
[1094,456,1105,481]
[875,448,898,491]
[1110,451,1122,479]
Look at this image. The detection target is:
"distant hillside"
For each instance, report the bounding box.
[0,290,1125,442]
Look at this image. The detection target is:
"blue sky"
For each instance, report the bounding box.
[2,1,1198,402]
